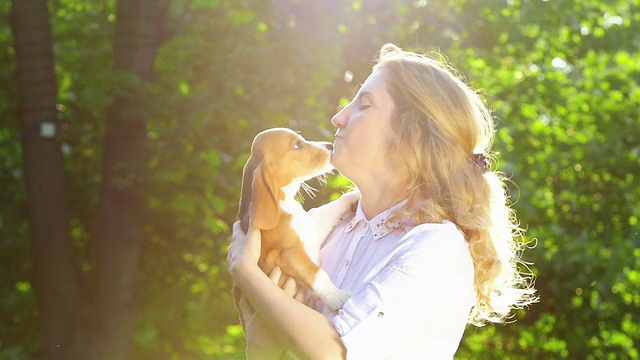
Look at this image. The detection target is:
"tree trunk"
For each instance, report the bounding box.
[9,1,81,359]
[94,1,164,359]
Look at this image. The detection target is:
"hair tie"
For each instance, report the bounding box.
[472,153,490,173]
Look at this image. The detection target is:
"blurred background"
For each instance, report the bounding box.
[1,0,639,359]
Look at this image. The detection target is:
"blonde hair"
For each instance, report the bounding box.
[375,44,537,325]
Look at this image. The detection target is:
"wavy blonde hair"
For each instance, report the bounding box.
[375,44,537,325]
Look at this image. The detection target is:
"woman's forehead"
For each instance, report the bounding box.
[358,68,391,99]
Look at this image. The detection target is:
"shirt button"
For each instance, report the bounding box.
[378,312,385,318]
[344,259,350,267]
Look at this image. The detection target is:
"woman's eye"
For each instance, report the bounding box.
[293,141,304,150]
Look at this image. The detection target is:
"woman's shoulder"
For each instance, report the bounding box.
[403,220,464,243]
[397,221,469,259]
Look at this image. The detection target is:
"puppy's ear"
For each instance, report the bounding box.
[250,161,280,230]
[238,154,259,233]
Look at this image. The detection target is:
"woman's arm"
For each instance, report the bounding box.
[228,222,346,360]
[238,269,310,359]
[238,294,286,359]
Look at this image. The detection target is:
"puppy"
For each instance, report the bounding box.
[237,127,358,310]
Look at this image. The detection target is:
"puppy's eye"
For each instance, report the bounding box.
[293,141,304,150]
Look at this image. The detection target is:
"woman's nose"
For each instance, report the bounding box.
[331,107,347,128]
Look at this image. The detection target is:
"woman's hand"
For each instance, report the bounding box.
[229,220,311,358]
[228,221,310,303]
[227,221,262,279]
[270,266,310,305]
[238,267,310,359]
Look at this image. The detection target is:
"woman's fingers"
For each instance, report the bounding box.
[232,221,245,239]
[294,288,308,304]
[227,222,244,265]
[269,267,309,302]
[282,276,297,296]
[228,222,262,270]
[270,267,298,297]
[269,266,282,284]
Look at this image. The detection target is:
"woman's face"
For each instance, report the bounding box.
[331,68,403,183]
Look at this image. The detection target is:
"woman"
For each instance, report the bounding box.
[227,43,537,359]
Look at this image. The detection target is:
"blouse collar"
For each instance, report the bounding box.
[345,199,412,240]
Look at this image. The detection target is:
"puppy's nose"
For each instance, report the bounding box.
[324,143,333,151]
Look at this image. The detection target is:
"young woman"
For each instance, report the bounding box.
[227,43,537,359]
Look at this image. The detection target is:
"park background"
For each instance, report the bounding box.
[1,0,639,359]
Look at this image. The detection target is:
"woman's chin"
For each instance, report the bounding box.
[330,155,345,173]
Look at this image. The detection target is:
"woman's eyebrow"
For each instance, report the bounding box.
[359,91,374,103]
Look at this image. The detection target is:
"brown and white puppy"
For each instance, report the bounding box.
[237,127,357,310]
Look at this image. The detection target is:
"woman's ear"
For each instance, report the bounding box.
[250,161,280,230]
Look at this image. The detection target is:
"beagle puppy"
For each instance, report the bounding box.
[237,128,358,310]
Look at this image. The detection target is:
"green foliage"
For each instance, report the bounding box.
[1,0,639,358]
[447,1,640,358]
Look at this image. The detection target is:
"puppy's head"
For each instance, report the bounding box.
[238,128,333,231]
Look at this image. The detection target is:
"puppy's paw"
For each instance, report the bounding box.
[339,191,360,204]
[312,271,351,311]
[323,288,351,311]
[334,191,360,215]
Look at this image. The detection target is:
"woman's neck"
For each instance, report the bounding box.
[357,179,407,220]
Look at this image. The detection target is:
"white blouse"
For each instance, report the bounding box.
[315,200,475,359]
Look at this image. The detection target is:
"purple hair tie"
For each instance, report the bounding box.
[472,153,490,173]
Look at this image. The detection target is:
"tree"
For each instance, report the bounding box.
[9,1,80,358]
[93,1,166,358]
[9,0,166,358]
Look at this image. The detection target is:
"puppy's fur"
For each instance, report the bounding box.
[237,128,357,310]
